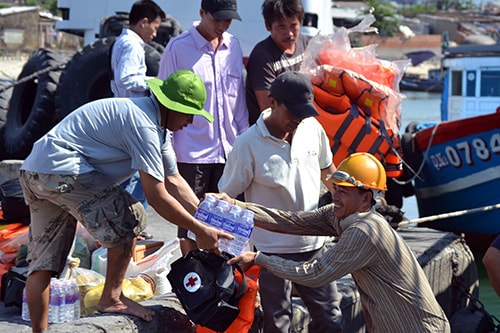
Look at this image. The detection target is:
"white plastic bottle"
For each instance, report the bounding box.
[218,204,241,255]
[48,278,62,323]
[210,199,230,231]
[63,279,75,322]
[21,286,30,321]
[188,195,218,241]
[222,206,254,256]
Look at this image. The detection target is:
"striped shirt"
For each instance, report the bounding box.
[238,202,451,333]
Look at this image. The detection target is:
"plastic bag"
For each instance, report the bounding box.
[300,14,410,137]
[91,239,179,277]
[71,236,91,269]
[67,261,105,316]
[0,223,28,264]
[76,222,99,254]
[82,276,154,316]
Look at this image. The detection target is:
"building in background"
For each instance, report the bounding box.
[0,6,81,56]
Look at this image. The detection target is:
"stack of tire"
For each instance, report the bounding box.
[0,14,181,160]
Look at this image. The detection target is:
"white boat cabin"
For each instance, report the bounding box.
[441,44,500,121]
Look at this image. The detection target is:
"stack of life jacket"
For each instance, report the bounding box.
[310,63,404,178]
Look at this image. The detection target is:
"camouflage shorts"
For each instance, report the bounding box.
[19,170,146,274]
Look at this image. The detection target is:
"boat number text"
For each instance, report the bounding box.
[429,133,500,170]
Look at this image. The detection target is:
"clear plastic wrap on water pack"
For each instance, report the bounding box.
[188,196,254,256]
[26,278,81,324]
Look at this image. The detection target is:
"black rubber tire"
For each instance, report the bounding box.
[0,78,13,160]
[404,120,420,134]
[145,41,164,76]
[2,49,69,160]
[99,12,128,39]
[0,78,13,130]
[154,15,183,47]
[55,37,164,120]
[55,37,117,121]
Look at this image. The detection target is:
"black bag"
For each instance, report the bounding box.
[167,250,247,332]
[0,178,30,225]
[0,266,29,309]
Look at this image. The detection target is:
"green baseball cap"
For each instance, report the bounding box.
[147,70,213,123]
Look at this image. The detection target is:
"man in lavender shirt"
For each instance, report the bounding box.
[158,0,248,254]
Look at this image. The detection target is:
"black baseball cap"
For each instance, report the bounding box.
[201,0,241,21]
[269,71,319,119]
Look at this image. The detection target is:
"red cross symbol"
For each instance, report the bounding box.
[185,275,198,287]
[184,272,201,292]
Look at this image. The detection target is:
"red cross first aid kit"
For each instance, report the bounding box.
[167,249,247,332]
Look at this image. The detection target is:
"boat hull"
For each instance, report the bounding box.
[412,111,500,234]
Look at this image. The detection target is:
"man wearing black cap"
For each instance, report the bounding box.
[219,71,343,333]
[158,0,248,254]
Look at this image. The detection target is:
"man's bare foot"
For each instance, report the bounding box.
[96,295,155,321]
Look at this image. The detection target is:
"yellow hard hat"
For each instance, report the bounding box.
[326,152,387,191]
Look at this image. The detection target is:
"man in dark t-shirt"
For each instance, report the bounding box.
[243,2,343,331]
[245,0,309,125]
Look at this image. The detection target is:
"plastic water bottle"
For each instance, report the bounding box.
[48,278,63,323]
[21,286,30,321]
[218,205,240,254]
[62,279,76,322]
[188,197,254,256]
[73,279,81,320]
[211,199,230,230]
[188,195,218,240]
[220,206,254,256]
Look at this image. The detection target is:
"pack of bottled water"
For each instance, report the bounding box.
[188,196,254,256]
[23,278,81,323]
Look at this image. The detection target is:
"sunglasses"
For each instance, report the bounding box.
[328,170,366,189]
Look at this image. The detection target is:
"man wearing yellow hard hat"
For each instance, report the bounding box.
[214,152,450,333]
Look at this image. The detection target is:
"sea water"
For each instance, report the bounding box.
[400,91,499,317]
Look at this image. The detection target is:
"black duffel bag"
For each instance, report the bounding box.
[0,266,29,309]
[167,249,247,332]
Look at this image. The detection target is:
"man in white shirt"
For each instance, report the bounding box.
[219,72,342,332]
[110,0,164,97]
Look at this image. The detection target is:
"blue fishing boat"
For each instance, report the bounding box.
[410,111,500,234]
[400,42,500,245]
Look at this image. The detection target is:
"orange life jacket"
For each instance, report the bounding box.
[315,65,392,123]
[313,84,403,178]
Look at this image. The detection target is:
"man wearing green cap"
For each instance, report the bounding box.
[19,70,232,332]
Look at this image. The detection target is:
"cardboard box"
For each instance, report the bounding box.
[133,240,164,262]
